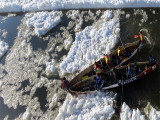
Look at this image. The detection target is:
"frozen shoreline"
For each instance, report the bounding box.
[1,0,160,13]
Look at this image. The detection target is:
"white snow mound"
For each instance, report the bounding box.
[25,11,61,36]
[55,92,116,120]
[60,10,119,75]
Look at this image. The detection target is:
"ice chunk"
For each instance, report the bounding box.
[60,10,120,75]
[25,11,61,36]
[55,92,116,120]
[0,39,9,59]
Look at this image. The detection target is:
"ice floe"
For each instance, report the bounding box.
[1,0,160,13]
[60,10,120,75]
[0,39,9,59]
[120,102,160,120]
[55,92,116,120]
[144,102,160,120]
[46,60,57,77]
[25,11,62,36]
[120,102,145,120]
[23,107,32,120]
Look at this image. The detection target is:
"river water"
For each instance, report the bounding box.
[0,9,160,119]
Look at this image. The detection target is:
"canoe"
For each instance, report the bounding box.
[70,40,145,86]
[69,61,158,95]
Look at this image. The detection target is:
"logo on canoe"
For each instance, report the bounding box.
[118,76,137,86]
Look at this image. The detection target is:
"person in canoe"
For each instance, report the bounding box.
[104,54,113,70]
[116,47,125,63]
[134,31,145,46]
[95,74,104,91]
[149,55,157,66]
[127,62,133,78]
[62,77,70,91]
[94,61,105,76]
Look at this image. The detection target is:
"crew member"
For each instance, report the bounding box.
[117,47,125,57]
[95,62,105,76]
[128,62,133,78]
[135,31,145,46]
[62,77,70,90]
[104,54,111,64]
[95,74,104,91]
[139,31,144,43]
[149,55,156,66]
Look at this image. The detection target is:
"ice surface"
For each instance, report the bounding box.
[55,92,116,120]
[60,10,120,75]
[144,102,160,120]
[1,0,160,13]
[0,29,8,59]
[23,107,32,120]
[121,102,160,120]
[46,60,57,77]
[0,39,9,59]
[25,11,61,36]
[0,29,7,38]
[120,102,145,120]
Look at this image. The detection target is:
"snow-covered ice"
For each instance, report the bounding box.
[45,60,57,77]
[22,107,32,120]
[0,29,8,59]
[0,2,160,120]
[0,39,9,59]
[120,102,160,120]
[55,92,116,120]
[1,0,160,13]
[60,10,120,75]
[25,11,61,36]
[120,102,145,120]
[144,102,160,120]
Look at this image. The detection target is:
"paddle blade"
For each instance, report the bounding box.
[134,35,138,38]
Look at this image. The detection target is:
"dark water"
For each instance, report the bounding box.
[0,97,26,120]
[115,8,160,113]
[0,9,160,119]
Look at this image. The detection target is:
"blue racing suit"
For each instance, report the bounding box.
[96,76,104,90]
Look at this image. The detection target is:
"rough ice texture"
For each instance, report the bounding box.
[55,92,116,120]
[144,102,160,120]
[0,39,9,59]
[120,102,160,120]
[60,10,119,75]
[1,0,160,13]
[25,11,61,36]
[23,107,32,120]
[0,29,7,38]
[45,60,57,77]
[120,102,145,120]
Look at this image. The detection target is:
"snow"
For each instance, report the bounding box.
[0,2,160,120]
[0,29,7,38]
[0,39,9,59]
[120,102,160,120]
[46,60,57,77]
[60,10,120,75]
[49,94,58,109]
[144,102,160,120]
[64,37,72,50]
[55,92,116,120]
[120,102,145,120]
[25,11,61,36]
[0,30,8,59]
[1,0,160,13]
[23,107,32,120]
